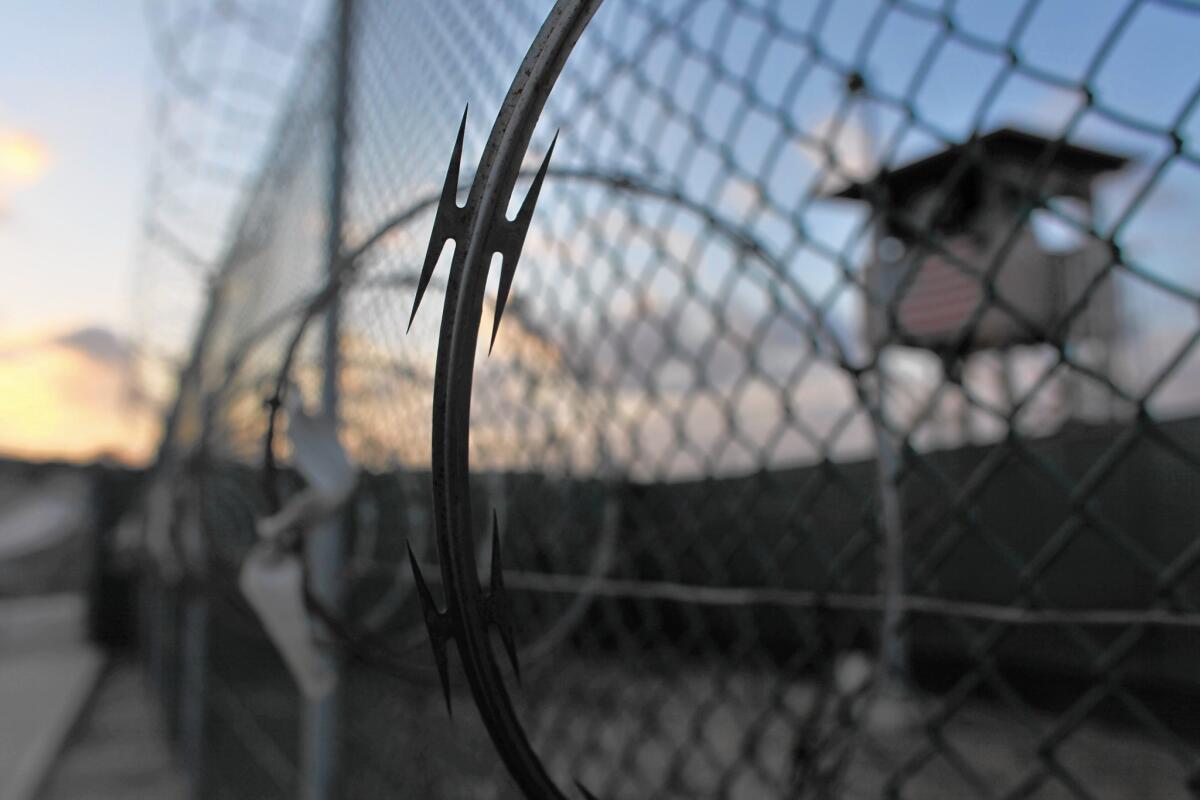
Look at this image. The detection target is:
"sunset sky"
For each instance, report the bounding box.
[0,2,154,463]
[0,0,1197,467]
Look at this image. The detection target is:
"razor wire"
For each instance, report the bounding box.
[133,0,331,427]
[138,0,1200,798]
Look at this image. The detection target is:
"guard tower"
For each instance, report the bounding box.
[831,128,1129,360]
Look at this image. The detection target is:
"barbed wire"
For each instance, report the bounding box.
[133,0,330,420]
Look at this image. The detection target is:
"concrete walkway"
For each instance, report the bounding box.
[0,594,184,800]
[0,595,104,800]
[37,659,186,800]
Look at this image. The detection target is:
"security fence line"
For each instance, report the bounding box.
[138,0,1200,798]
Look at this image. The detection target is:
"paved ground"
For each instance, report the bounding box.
[0,595,104,800]
[37,659,186,800]
[0,593,185,800]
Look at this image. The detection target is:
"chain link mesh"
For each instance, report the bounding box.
[142,0,1200,797]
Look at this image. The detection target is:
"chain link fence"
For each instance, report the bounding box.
[139,0,1200,797]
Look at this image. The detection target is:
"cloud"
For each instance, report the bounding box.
[0,129,51,186]
[0,325,158,464]
[794,113,877,194]
[0,325,134,365]
[0,128,51,225]
[53,326,133,365]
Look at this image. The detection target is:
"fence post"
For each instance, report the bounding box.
[180,586,209,798]
[301,1,353,798]
[872,356,909,691]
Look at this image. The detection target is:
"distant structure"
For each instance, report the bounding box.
[832,128,1129,364]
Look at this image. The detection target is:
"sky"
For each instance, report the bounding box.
[0,1,320,464]
[0,0,1196,468]
[464,0,1200,476]
[0,1,155,463]
[0,2,147,334]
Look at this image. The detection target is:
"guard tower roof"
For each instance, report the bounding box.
[829,127,1129,202]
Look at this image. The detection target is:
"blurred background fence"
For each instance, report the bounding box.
[135,0,1200,797]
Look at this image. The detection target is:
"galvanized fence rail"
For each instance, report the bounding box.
[139,0,1200,797]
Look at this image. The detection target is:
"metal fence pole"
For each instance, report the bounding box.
[301,1,353,798]
[180,588,209,799]
[872,356,909,689]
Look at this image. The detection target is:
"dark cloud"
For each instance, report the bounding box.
[53,326,133,365]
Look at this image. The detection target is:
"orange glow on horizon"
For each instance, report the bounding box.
[0,335,158,465]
